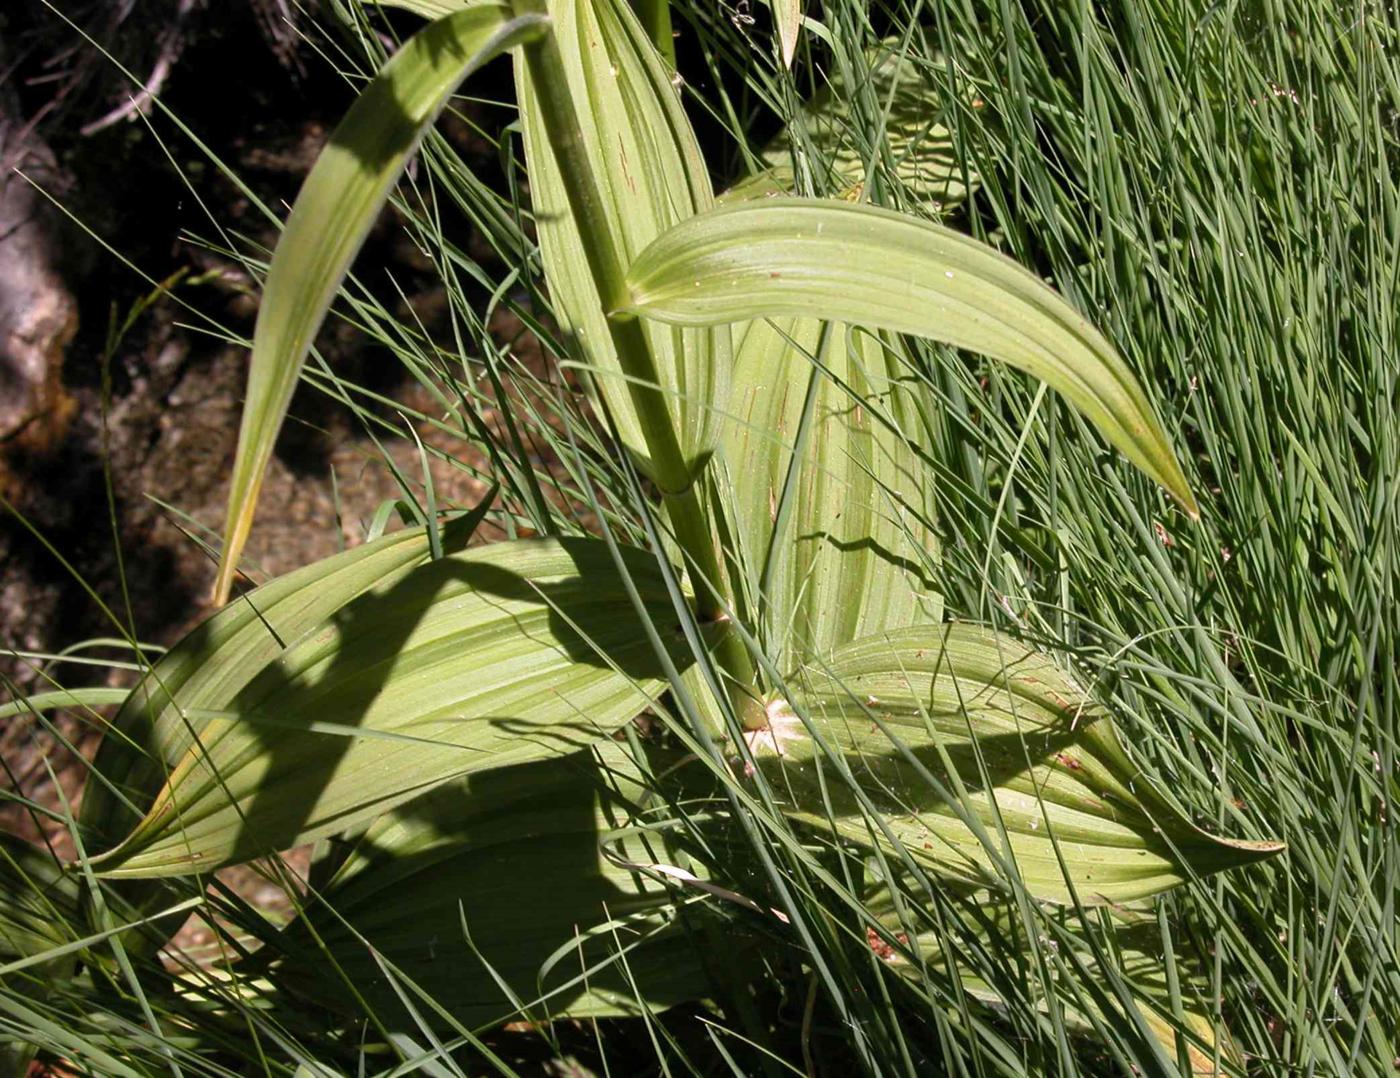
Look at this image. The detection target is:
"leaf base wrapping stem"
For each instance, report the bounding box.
[515,13,763,729]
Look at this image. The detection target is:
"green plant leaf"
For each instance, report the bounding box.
[276,740,725,1028]
[91,533,693,877]
[517,0,727,486]
[723,42,974,213]
[212,4,547,604]
[622,198,1198,516]
[864,880,1242,1074]
[751,625,1281,904]
[714,65,968,674]
[371,0,473,16]
[717,319,941,669]
[82,521,478,855]
[0,836,82,1076]
[0,688,130,722]
[0,834,82,972]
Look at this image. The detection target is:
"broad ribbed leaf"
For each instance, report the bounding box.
[277,741,723,1026]
[77,523,492,954]
[752,626,1281,903]
[82,522,476,853]
[212,4,547,603]
[719,320,941,668]
[714,59,967,669]
[93,535,692,877]
[517,0,727,485]
[864,882,1241,1074]
[623,198,1198,515]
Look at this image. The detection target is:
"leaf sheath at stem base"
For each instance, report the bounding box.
[514,7,763,728]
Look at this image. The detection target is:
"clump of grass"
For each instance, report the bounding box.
[763,0,1398,1071]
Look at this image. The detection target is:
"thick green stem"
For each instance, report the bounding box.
[515,6,763,728]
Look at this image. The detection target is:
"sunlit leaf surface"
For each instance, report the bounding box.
[718,319,942,668]
[94,531,693,877]
[517,0,727,484]
[213,4,546,603]
[624,198,1198,515]
[754,626,1281,904]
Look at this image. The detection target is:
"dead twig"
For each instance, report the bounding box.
[78,0,199,136]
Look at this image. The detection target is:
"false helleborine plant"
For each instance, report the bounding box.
[55,0,1282,1067]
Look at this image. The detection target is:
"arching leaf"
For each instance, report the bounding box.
[623,198,1198,516]
[82,523,471,855]
[371,0,473,15]
[81,519,489,948]
[714,67,970,672]
[0,688,130,723]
